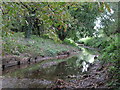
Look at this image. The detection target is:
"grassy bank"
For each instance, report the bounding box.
[2,32,79,57]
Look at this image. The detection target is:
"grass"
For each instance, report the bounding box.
[2,32,79,57]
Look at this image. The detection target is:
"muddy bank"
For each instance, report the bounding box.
[1,77,52,88]
[2,50,79,71]
[52,61,111,89]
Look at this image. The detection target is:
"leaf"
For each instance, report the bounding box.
[104,3,111,12]
[54,23,60,27]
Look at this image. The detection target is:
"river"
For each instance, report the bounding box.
[2,47,101,88]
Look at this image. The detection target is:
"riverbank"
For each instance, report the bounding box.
[2,32,118,89]
[2,45,116,89]
[2,32,80,70]
[2,50,79,71]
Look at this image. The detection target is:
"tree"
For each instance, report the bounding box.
[2,2,111,40]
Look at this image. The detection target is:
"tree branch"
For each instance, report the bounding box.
[16,2,31,11]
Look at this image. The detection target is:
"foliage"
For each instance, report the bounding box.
[82,37,109,49]
[1,2,109,40]
[69,3,100,38]
[2,32,27,55]
[77,2,120,87]
[42,31,62,43]
[2,2,72,39]
[63,38,77,47]
[83,33,120,88]
[2,32,78,57]
[2,2,119,87]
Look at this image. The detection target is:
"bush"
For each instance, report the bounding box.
[2,32,78,57]
[82,37,109,49]
[63,38,77,46]
[2,32,26,55]
[42,32,62,43]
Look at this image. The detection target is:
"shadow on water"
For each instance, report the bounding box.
[27,56,80,81]
[2,47,100,88]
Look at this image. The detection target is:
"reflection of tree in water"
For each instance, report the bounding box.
[54,57,79,78]
[66,57,80,75]
[54,61,67,79]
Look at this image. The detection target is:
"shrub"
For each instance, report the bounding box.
[63,38,77,46]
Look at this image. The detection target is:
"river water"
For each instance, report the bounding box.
[2,47,100,88]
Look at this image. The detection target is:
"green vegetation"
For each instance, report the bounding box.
[2,32,78,57]
[79,2,120,87]
[1,2,120,88]
[82,33,120,88]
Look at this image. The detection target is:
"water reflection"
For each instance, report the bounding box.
[76,47,99,72]
[3,47,99,88]
[82,61,89,72]
[24,48,99,80]
[26,56,79,81]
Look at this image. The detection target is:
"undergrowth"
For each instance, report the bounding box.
[2,32,78,57]
[81,34,120,88]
